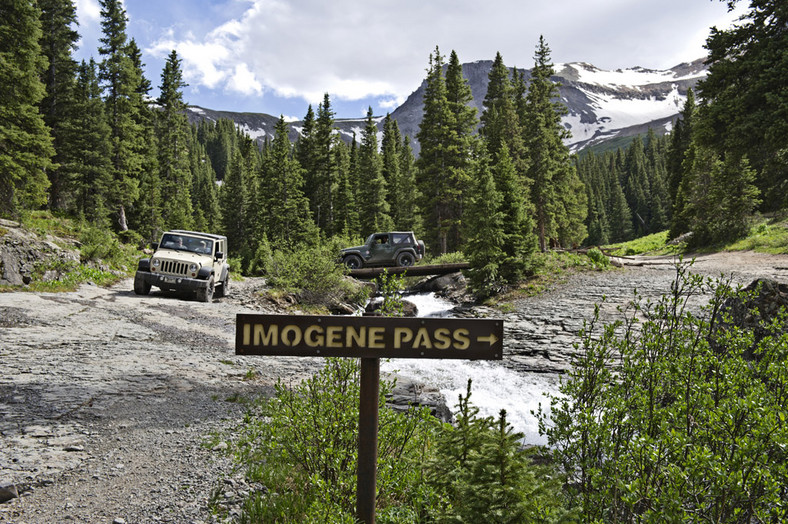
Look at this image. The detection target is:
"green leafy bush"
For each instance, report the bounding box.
[585,247,609,268]
[232,358,439,522]
[264,237,368,307]
[540,262,788,522]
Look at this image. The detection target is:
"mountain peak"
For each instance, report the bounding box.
[187,58,708,154]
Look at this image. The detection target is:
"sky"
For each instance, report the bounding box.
[72,0,748,121]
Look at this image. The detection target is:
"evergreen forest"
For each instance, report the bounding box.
[1,0,785,295]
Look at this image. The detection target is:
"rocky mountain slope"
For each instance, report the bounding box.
[186,58,707,155]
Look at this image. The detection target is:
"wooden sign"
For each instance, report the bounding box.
[235,314,503,360]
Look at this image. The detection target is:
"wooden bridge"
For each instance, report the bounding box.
[348,263,470,280]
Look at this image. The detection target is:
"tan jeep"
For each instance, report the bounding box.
[133,230,229,302]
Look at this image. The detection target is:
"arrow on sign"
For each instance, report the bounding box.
[477,333,499,346]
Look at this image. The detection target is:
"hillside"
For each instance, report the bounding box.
[185,58,707,155]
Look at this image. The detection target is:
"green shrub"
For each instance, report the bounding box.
[232,358,439,522]
[425,251,467,265]
[264,238,368,307]
[585,247,609,268]
[540,261,788,522]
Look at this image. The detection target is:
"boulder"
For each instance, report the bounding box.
[384,373,452,424]
[714,278,788,359]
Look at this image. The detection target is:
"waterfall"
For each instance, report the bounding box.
[381,292,561,445]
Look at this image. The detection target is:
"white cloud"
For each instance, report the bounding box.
[146,0,745,107]
[74,0,101,22]
[228,63,263,96]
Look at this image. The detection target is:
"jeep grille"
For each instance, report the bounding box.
[157,259,189,276]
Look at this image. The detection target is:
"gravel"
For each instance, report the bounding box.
[1,251,787,523]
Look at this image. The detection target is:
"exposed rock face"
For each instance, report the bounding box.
[385,374,453,424]
[411,272,468,303]
[0,219,80,286]
[715,278,788,358]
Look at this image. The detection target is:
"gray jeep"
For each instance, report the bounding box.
[340,231,425,269]
[134,230,230,302]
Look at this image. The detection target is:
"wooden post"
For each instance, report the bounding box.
[356,357,379,523]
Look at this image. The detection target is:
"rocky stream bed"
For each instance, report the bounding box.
[1,251,787,523]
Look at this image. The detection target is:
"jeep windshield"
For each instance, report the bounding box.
[160,233,213,255]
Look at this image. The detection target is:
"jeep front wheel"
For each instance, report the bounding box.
[215,273,229,298]
[198,276,214,303]
[133,273,150,295]
[344,254,363,270]
[396,252,415,267]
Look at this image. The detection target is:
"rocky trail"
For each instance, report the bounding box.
[1,251,787,523]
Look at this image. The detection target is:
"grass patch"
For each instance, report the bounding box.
[604,230,681,256]
[24,262,123,292]
[724,215,788,254]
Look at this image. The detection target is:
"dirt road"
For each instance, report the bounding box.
[1,251,787,523]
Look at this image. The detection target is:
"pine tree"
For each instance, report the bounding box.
[219,148,247,256]
[125,38,160,239]
[38,0,79,210]
[0,0,55,216]
[492,144,536,283]
[156,50,192,229]
[261,116,317,246]
[331,137,357,237]
[381,114,401,225]
[189,133,219,233]
[68,59,112,225]
[465,145,506,297]
[395,135,419,233]
[98,0,146,230]
[696,0,787,209]
[480,52,526,169]
[357,107,391,234]
[444,50,478,250]
[313,94,336,235]
[522,37,585,250]
[296,104,317,220]
[415,47,474,253]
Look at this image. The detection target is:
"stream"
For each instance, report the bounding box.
[380,293,561,446]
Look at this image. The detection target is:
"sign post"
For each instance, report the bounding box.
[236,313,504,523]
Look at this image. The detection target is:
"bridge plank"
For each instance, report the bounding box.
[348,263,469,279]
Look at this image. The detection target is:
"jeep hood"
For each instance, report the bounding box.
[154,249,213,263]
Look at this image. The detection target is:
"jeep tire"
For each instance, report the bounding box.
[396,251,415,267]
[215,274,229,298]
[344,254,363,270]
[198,276,214,303]
[133,273,151,295]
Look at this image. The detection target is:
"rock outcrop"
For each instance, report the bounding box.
[0,219,80,286]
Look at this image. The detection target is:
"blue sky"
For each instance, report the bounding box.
[72,0,746,121]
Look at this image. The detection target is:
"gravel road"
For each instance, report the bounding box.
[1,251,787,523]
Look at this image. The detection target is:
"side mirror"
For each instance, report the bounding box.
[215,251,224,260]
[151,242,159,251]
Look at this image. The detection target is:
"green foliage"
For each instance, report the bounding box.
[697,0,788,210]
[376,270,405,317]
[605,230,674,256]
[264,237,368,307]
[541,262,788,522]
[231,358,438,522]
[0,0,55,217]
[225,363,570,523]
[585,248,608,268]
[426,381,573,523]
[424,251,467,265]
[726,215,788,254]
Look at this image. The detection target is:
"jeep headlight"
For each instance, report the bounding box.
[189,263,198,272]
[152,258,160,269]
